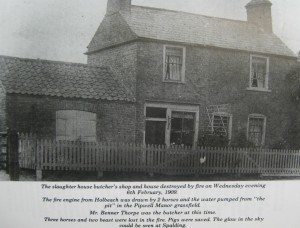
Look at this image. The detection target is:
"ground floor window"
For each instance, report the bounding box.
[56,110,96,142]
[247,114,266,146]
[144,103,199,147]
[170,112,195,146]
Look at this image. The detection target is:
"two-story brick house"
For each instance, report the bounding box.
[86,0,298,148]
[0,0,298,149]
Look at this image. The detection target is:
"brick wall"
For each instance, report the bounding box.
[87,42,138,97]
[201,47,296,146]
[0,83,5,132]
[87,13,136,53]
[135,41,297,147]
[135,41,207,142]
[6,94,136,142]
[86,35,297,147]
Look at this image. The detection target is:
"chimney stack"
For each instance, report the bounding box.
[106,0,131,15]
[246,0,273,33]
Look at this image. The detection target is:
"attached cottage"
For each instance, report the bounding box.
[0,56,136,142]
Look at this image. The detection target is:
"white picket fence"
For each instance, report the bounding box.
[18,133,300,176]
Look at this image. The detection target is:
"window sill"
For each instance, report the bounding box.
[246,87,272,93]
[163,80,186,84]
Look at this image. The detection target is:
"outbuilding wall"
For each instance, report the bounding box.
[6,94,136,142]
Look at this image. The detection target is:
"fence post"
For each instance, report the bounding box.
[8,130,19,181]
[96,143,104,179]
[36,139,42,181]
[5,129,9,174]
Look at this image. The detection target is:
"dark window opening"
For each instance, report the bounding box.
[146,107,167,119]
[170,112,195,147]
[145,121,166,146]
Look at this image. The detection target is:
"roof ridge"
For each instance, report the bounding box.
[0,55,110,70]
[131,5,249,24]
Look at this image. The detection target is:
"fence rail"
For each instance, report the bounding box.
[18,133,300,178]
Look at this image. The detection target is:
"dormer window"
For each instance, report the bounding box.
[163,45,186,82]
[249,55,269,91]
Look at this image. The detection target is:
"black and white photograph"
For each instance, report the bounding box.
[1,1,300,228]
[1,0,300,182]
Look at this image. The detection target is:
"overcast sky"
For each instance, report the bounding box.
[0,0,299,63]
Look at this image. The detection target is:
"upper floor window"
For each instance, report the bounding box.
[163,45,186,82]
[247,114,266,147]
[56,110,97,142]
[249,55,269,91]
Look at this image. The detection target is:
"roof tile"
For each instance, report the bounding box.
[0,56,135,102]
[115,5,296,57]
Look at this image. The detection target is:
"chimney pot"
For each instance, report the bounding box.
[246,0,273,33]
[107,0,131,15]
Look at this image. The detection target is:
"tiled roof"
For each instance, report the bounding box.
[116,5,295,57]
[0,56,134,102]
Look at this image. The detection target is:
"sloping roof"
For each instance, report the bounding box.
[112,5,295,57]
[0,56,134,102]
[88,12,137,53]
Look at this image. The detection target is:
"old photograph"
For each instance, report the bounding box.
[0,0,300,181]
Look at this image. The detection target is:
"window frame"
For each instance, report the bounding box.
[247,55,270,92]
[163,45,186,83]
[144,103,199,147]
[247,114,267,146]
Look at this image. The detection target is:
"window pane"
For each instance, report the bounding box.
[146,107,167,118]
[251,57,267,89]
[145,121,166,145]
[165,47,183,81]
[248,117,264,146]
[171,116,182,131]
[182,132,194,147]
[170,111,195,146]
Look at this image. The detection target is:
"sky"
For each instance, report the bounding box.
[0,0,299,63]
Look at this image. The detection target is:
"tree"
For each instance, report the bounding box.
[281,65,300,149]
[285,64,300,102]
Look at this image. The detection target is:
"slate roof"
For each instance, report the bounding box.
[90,5,295,57]
[0,56,134,102]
